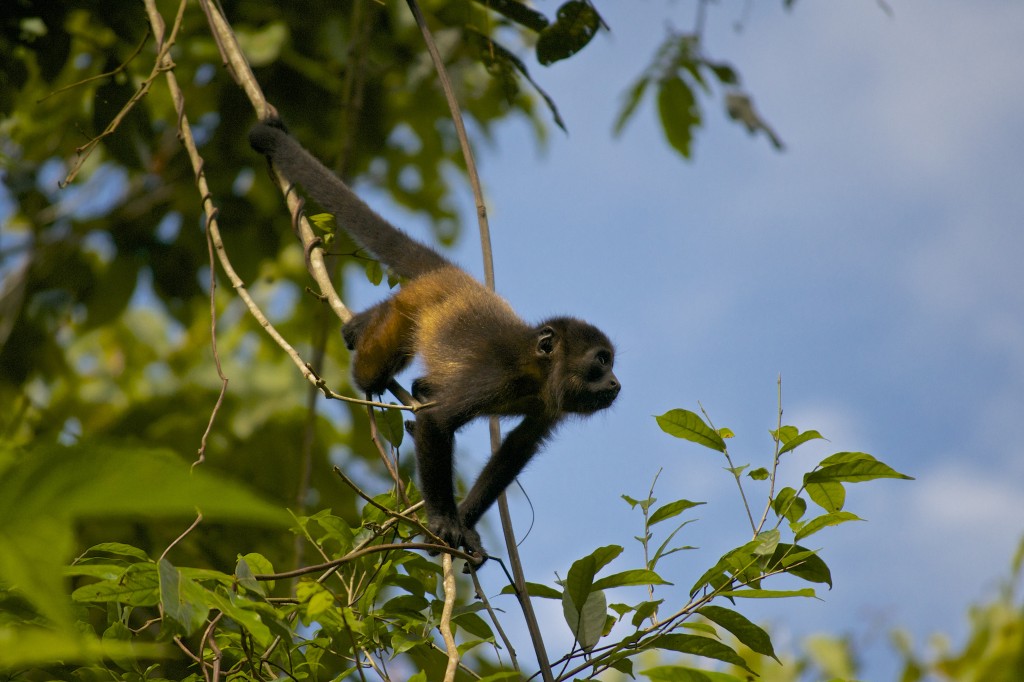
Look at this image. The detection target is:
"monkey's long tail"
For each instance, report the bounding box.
[249,119,452,280]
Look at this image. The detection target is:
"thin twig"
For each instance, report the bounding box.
[440,554,459,682]
[405,2,553,680]
[699,402,757,534]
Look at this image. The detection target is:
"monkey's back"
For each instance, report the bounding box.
[404,267,540,418]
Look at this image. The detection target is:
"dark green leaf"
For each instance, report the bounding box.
[656,634,754,674]
[657,76,700,158]
[500,581,563,600]
[473,0,550,32]
[656,409,726,452]
[71,562,159,606]
[536,0,601,66]
[641,666,745,682]
[698,605,778,661]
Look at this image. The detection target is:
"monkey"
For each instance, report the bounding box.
[249,118,620,561]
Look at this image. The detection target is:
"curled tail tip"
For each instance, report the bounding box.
[248,117,288,156]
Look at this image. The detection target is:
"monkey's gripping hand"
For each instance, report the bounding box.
[428,515,488,566]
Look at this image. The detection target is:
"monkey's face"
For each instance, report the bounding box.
[562,344,620,414]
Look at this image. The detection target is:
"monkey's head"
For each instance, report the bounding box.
[536,317,620,415]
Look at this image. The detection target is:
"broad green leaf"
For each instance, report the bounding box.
[630,599,664,627]
[806,459,914,484]
[71,562,159,606]
[769,543,833,587]
[591,569,672,591]
[778,428,825,456]
[237,553,273,595]
[806,480,846,512]
[794,511,863,541]
[649,498,705,526]
[205,590,274,648]
[656,634,755,674]
[656,409,726,452]
[773,487,807,523]
[159,559,210,637]
[565,545,622,615]
[499,581,563,600]
[657,76,700,158]
[753,529,781,559]
[717,588,817,599]
[698,605,779,661]
[562,588,607,651]
[80,542,151,562]
[748,467,769,480]
[536,0,601,66]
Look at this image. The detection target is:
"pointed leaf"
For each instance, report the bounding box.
[591,569,672,591]
[794,511,863,541]
[778,429,825,456]
[656,409,726,452]
[698,605,778,661]
[656,634,754,674]
[649,498,704,526]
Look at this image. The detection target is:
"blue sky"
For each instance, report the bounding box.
[343,0,1024,676]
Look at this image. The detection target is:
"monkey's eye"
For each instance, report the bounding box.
[596,351,610,366]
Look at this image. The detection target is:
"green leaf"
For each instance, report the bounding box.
[500,581,563,600]
[806,480,846,512]
[698,605,779,661]
[80,542,150,562]
[565,545,622,616]
[656,409,726,452]
[641,665,745,682]
[656,634,755,674]
[794,511,863,541]
[613,76,650,136]
[0,626,166,668]
[205,590,274,647]
[768,543,833,587]
[753,529,781,559]
[748,467,769,480]
[536,0,602,66]
[773,486,806,523]
[717,588,817,599]
[630,599,664,627]
[778,428,825,456]
[657,76,700,159]
[649,498,705,526]
[806,458,914,484]
[474,0,550,32]
[591,569,672,591]
[562,588,606,651]
[159,559,210,637]
[71,562,159,606]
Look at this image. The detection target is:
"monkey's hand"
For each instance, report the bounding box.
[428,516,488,566]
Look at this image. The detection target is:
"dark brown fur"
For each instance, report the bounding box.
[250,119,619,560]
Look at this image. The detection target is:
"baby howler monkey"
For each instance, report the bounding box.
[249,118,620,561]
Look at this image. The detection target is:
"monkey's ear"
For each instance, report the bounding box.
[536,326,555,355]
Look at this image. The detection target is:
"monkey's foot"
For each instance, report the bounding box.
[427,516,488,566]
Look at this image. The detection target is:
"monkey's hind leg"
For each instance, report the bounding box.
[345,300,415,395]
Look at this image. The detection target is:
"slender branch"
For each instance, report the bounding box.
[254,542,473,581]
[754,374,785,535]
[699,402,757,535]
[469,570,520,671]
[405,2,553,680]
